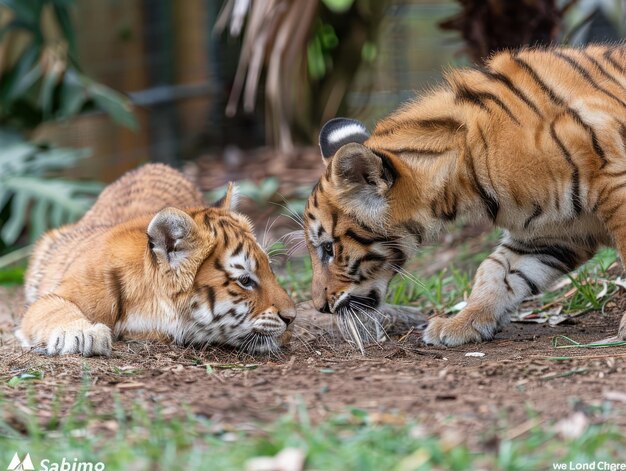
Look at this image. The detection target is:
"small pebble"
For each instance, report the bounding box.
[465,352,486,357]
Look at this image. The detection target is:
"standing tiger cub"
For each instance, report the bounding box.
[19,164,296,356]
[305,44,626,347]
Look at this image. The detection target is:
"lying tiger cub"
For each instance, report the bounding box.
[18,164,296,356]
[305,44,626,346]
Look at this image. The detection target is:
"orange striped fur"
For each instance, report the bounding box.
[306,44,626,346]
[19,164,295,356]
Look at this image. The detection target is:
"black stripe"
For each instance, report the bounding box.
[232,242,244,257]
[455,86,489,111]
[389,247,407,266]
[467,148,499,221]
[510,269,540,295]
[566,109,607,167]
[456,86,520,125]
[488,255,515,294]
[503,243,579,272]
[344,229,387,246]
[550,121,582,216]
[440,187,458,221]
[484,70,543,117]
[601,201,622,225]
[523,203,543,229]
[594,181,626,212]
[361,252,387,263]
[108,269,124,322]
[582,50,626,93]
[206,286,215,313]
[214,260,227,273]
[374,117,463,137]
[602,169,626,179]
[403,220,423,245]
[416,118,464,130]
[603,48,625,74]
[487,255,507,270]
[478,126,500,213]
[348,258,362,276]
[554,51,626,110]
[382,147,448,157]
[513,56,565,106]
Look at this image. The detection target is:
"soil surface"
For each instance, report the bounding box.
[2,286,625,446]
[2,150,625,445]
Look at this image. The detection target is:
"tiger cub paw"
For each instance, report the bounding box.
[422,313,498,347]
[46,323,112,357]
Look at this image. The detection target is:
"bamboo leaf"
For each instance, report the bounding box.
[58,71,87,118]
[0,43,41,104]
[52,2,77,59]
[30,197,49,242]
[1,191,29,245]
[40,67,62,120]
[88,82,138,130]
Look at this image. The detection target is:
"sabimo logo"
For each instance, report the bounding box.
[7,453,34,471]
[7,454,105,471]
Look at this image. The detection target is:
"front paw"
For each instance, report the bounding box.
[423,313,497,347]
[46,323,112,357]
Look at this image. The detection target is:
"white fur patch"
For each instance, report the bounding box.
[326,123,369,144]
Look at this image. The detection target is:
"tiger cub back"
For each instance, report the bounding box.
[25,164,204,304]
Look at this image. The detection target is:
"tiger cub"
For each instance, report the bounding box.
[304,44,626,346]
[18,164,296,356]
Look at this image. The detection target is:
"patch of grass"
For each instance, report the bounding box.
[385,244,621,317]
[280,256,313,303]
[0,265,26,286]
[386,266,473,313]
[5,369,44,388]
[0,393,624,471]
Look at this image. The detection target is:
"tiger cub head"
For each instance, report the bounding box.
[304,118,426,314]
[144,184,296,353]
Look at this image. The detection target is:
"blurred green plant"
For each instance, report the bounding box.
[0,0,136,252]
[0,130,102,245]
[0,0,137,131]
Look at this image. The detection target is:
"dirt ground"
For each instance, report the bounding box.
[1,284,625,445]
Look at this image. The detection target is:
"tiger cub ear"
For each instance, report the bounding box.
[147,207,199,269]
[319,117,370,163]
[212,182,239,211]
[330,143,396,227]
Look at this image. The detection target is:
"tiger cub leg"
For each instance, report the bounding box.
[17,294,112,356]
[597,201,626,341]
[423,236,591,347]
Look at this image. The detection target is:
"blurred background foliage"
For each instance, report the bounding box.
[0,0,136,254]
[0,0,625,258]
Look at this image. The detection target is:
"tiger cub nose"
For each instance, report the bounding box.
[278,308,296,326]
